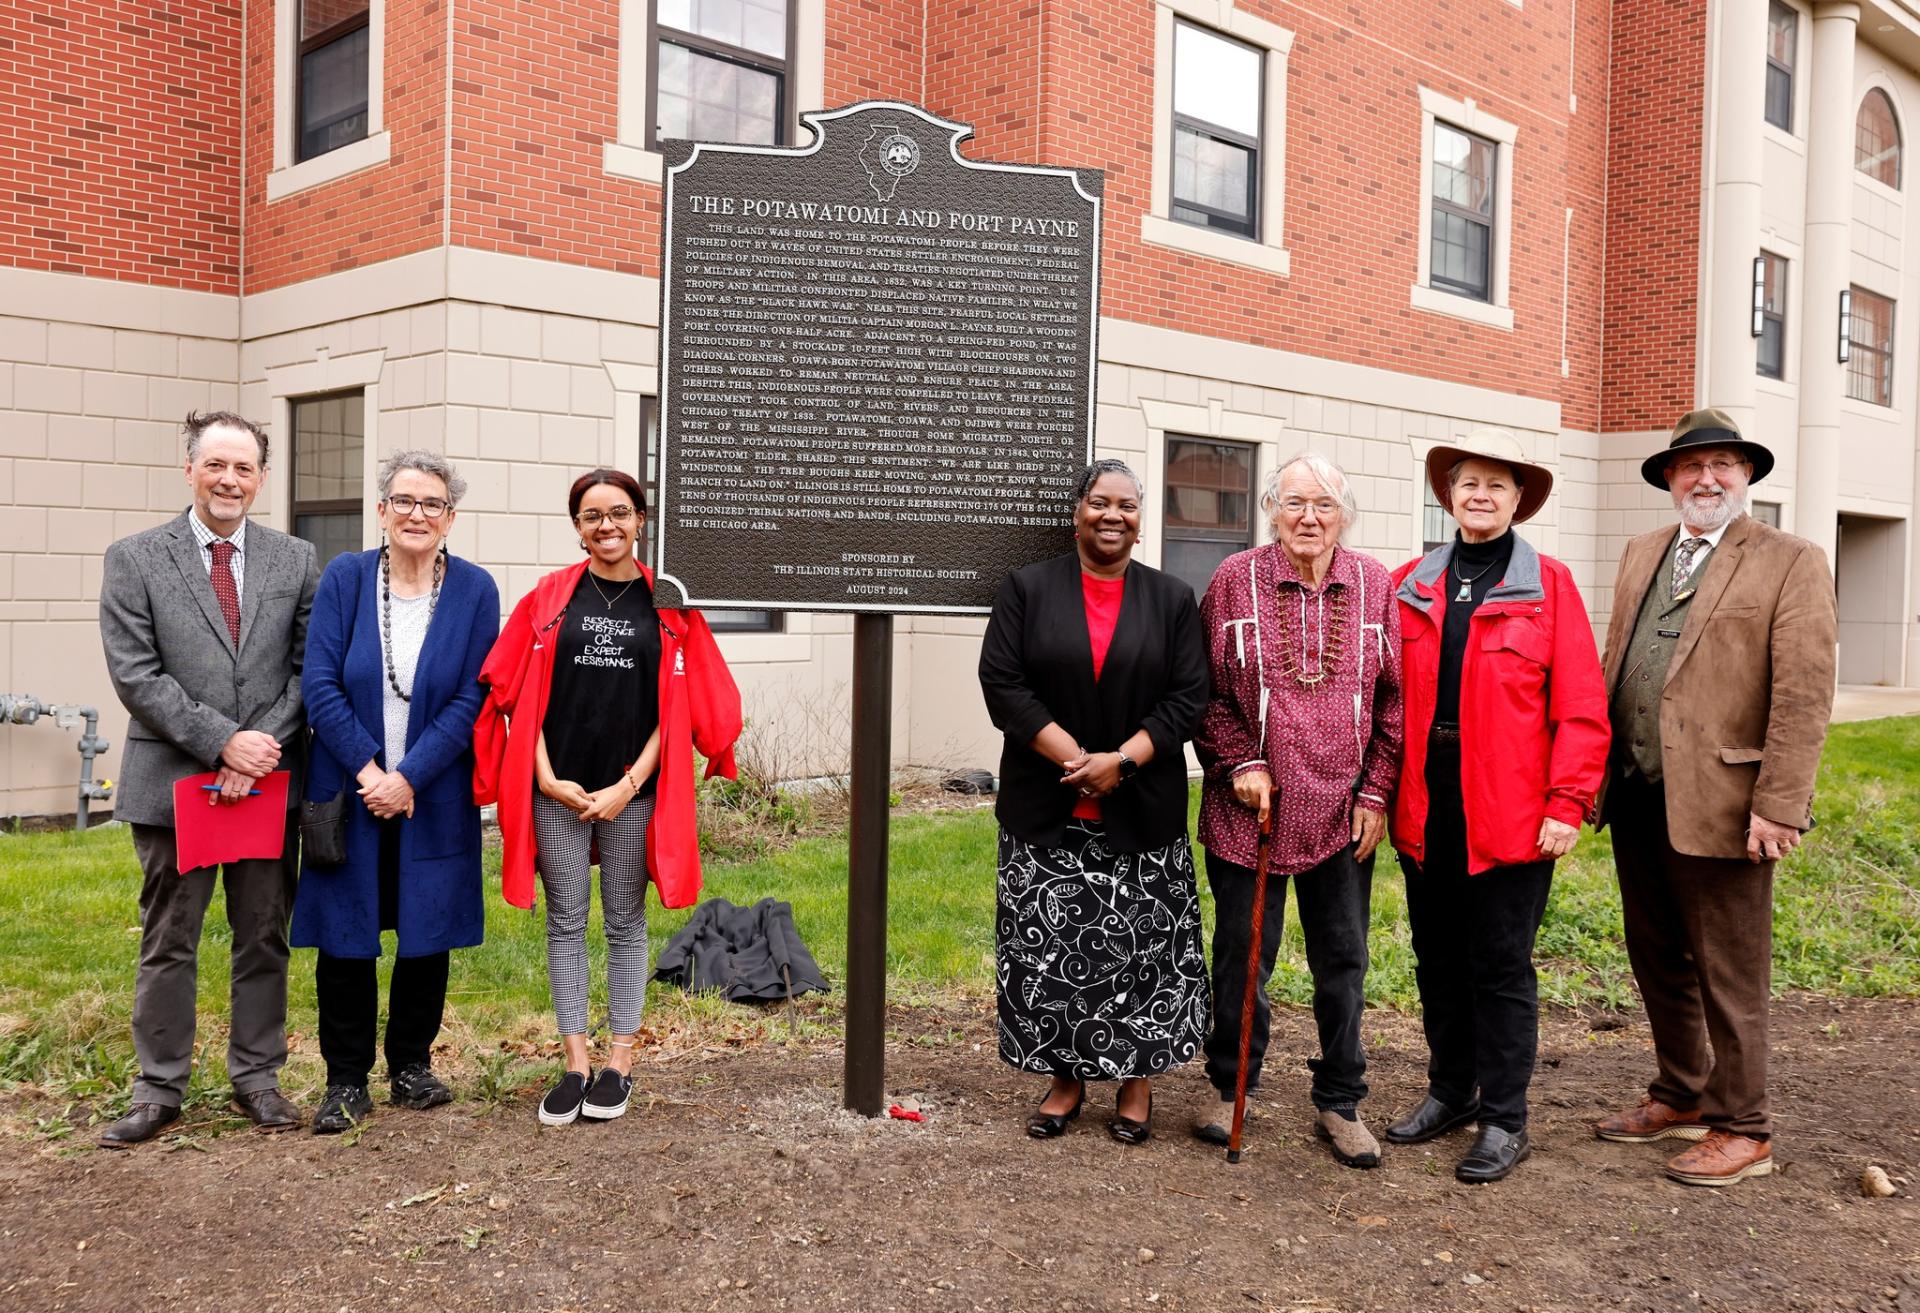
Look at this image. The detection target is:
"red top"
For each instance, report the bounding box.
[1072,571,1126,821]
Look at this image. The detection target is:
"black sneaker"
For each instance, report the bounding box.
[581,1067,634,1121]
[312,1084,374,1135]
[390,1062,454,1110]
[539,1069,592,1127]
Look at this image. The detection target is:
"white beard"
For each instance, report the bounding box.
[1674,484,1747,533]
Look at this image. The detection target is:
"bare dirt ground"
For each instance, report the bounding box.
[2,994,1916,1313]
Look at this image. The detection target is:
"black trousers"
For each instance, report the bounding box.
[1403,735,1554,1131]
[314,820,450,1087]
[1202,844,1371,1109]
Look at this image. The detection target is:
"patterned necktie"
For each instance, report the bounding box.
[1672,537,1707,599]
[209,539,241,645]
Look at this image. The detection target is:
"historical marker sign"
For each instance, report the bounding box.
[655,101,1103,614]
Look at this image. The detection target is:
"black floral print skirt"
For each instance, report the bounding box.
[996,819,1210,1080]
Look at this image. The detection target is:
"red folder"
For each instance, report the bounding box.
[172,770,290,874]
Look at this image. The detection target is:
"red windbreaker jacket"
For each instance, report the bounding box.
[472,560,742,910]
[1389,535,1610,874]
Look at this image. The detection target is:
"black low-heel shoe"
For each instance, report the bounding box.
[1455,1125,1531,1183]
[1108,1089,1153,1146]
[1026,1080,1086,1138]
[1385,1094,1481,1145]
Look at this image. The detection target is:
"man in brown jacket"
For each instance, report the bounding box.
[1592,408,1837,1187]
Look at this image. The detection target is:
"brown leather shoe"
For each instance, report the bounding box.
[1665,1130,1773,1187]
[98,1101,180,1148]
[230,1087,303,1132]
[1592,1095,1707,1143]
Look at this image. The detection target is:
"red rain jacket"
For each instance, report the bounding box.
[473,560,741,910]
[1389,535,1610,874]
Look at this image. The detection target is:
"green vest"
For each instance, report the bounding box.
[1611,537,1717,780]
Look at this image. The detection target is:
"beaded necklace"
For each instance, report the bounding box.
[381,544,443,703]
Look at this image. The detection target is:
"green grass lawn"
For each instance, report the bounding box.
[2,717,1915,1109]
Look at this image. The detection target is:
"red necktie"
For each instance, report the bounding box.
[209,540,241,645]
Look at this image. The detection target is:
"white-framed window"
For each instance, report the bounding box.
[1420,478,1450,554]
[1856,87,1902,189]
[1757,252,1788,380]
[1411,88,1517,331]
[290,390,366,569]
[1142,0,1292,277]
[1163,435,1256,599]
[1847,285,1895,407]
[605,0,825,184]
[640,397,781,632]
[268,0,390,201]
[1751,500,1782,528]
[1765,2,1797,133]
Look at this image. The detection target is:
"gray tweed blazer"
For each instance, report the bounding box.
[98,511,320,827]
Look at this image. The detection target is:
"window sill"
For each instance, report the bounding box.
[604,141,665,185]
[1761,121,1803,155]
[1755,376,1796,398]
[1841,395,1901,422]
[266,131,392,202]
[1140,214,1289,277]
[1409,282,1513,331]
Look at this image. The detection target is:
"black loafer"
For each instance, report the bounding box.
[1385,1094,1481,1145]
[390,1062,454,1110]
[1456,1125,1531,1183]
[1108,1089,1153,1146]
[312,1084,375,1134]
[98,1101,180,1148]
[1026,1080,1086,1138]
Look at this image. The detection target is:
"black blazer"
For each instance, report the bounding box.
[978,552,1208,852]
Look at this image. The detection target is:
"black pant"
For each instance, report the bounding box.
[313,820,449,1087]
[1403,734,1554,1131]
[1203,844,1371,1109]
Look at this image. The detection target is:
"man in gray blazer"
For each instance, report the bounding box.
[97,411,320,1145]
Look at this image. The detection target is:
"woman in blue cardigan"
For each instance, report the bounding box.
[291,450,499,1133]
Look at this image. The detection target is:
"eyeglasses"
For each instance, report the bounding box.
[575,505,638,528]
[1671,456,1745,480]
[1278,498,1341,519]
[385,494,450,518]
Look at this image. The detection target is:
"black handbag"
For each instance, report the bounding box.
[300,790,350,867]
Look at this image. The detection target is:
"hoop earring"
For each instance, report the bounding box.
[578,538,590,552]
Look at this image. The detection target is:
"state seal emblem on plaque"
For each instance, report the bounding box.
[859,125,921,201]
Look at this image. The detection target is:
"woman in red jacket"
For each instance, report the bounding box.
[473,469,741,1128]
[1386,429,1609,1183]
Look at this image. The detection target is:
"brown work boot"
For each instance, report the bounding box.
[1665,1130,1773,1187]
[1314,1108,1381,1169]
[1592,1095,1707,1143]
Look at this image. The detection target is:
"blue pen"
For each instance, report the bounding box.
[201,784,264,796]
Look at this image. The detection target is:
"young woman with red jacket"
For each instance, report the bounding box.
[1385,430,1609,1184]
[473,469,741,1127]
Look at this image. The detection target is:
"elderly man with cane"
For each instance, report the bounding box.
[1193,452,1403,1167]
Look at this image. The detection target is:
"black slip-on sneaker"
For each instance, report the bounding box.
[581,1067,634,1121]
[539,1069,593,1127]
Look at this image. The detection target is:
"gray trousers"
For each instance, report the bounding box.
[129,821,298,1106]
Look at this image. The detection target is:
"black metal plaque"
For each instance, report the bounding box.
[655,101,1102,614]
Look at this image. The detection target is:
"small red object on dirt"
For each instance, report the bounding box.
[887,1104,925,1122]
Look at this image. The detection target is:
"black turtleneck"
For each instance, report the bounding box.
[1434,528,1516,725]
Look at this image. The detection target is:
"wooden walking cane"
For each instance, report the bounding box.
[1227,804,1277,1164]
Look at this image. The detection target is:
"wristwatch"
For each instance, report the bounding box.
[1116,752,1139,781]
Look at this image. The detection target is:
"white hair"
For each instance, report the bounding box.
[1260,451,1359,542]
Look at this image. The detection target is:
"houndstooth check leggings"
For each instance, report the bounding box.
[533,792,655,1037]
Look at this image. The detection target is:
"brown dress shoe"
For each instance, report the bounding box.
[230,1087,303,1132]
[1592,1095,1707,1143]
[1666,1130,1773,1187]
[98,1101,180,1148]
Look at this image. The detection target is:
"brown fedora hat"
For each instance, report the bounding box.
[1639,407,1776,488]
[1424,427,1554,525]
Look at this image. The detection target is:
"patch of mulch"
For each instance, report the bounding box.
[2,994,1916,1312]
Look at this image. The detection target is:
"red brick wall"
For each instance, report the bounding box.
[1027,0,1592,405]
[1601,0,1706,432]
[924,0,1042,163]
[1562,0,1614,434]
[0,0,241,292]
[828,0,922,108]
[242,0,446,293]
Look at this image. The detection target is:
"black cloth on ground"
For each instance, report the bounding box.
[1434,528,1515,724]
[652,897,830,1003]
[542,570,661,793]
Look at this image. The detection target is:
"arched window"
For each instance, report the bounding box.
[1856,88,1901,188]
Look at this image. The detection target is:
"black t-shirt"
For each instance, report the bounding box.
[541,572,662,793]
[1434,529,1515,727]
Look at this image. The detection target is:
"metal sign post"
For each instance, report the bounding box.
[654,101,1102,1114]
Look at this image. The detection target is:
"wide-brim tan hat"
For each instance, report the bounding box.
[1424,427,1554,525]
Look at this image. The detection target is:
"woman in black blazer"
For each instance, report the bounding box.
[979,458,1210,1145]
